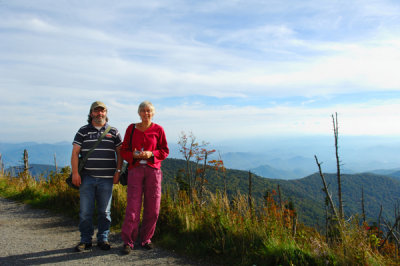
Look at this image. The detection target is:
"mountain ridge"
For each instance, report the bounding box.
[2,140,400,179]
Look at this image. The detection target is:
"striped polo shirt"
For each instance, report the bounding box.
[73,123,122,178]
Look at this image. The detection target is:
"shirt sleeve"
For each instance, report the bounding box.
[72,127,84,146]
[114,128,123,147]
[152,125,169,164]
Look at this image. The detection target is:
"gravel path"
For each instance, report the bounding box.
[0,197,210,266]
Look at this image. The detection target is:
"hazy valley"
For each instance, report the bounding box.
[2,135,400,180]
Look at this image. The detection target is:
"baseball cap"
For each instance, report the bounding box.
[90,101,107,111]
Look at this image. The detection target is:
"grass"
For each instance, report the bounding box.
[0,169,398,265]
[156,190,332,265]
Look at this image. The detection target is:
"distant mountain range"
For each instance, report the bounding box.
[221,152,361,179]
[1,141,400,180]
[5,164,58,177]
[369,168,400,177]
[249,164,308,180]
[0,142,72,168]
[0,141,182,169]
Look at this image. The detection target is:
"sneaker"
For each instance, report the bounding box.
[122,244,132,255]
[74,242,92,252]
[142,242,153,250]
[97,241,111,250]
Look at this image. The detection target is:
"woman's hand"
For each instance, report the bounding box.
[133,149,153,159]
[140,151,153,159]
[133,149,140,159]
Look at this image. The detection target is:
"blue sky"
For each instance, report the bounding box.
[1,0,400,146]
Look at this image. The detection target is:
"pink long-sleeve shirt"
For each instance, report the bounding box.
[120,123,169,169]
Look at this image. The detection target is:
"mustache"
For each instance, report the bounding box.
[93,115,107,122]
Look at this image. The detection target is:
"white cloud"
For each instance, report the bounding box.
[155,98,400,144]
[1,0,400,144]
[0,16,58,33]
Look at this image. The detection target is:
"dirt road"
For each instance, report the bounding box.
[0,197,207,265]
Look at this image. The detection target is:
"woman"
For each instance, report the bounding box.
[120,101,169,254]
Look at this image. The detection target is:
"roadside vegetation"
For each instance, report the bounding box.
[0,163,398,265]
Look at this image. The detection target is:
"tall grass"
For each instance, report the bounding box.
[0,170,398,265]
[0,170,80,218]
[156,189,331,265]
[156,188,396,265]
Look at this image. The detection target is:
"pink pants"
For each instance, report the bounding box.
[121,165,162,248]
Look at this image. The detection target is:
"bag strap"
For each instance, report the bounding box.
[120,124,135,173]
[78,125,112,172]
[128,123,135,151]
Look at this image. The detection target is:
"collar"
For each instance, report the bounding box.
[89,122,108,131]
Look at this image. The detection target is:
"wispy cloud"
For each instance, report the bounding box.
[1,0,400,143]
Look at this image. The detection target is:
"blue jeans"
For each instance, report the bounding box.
[79,175,113,243]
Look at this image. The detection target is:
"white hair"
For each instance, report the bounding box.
[138,101,155,115]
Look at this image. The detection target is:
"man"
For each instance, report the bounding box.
[71,101,123,251]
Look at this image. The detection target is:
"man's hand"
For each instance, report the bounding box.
[71,144,82,187]
[113,172,120,184]
[72,172,81,187]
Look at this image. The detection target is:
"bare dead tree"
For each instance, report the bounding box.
[0,153,4,175]
[23,149,29,177]
[383,219,400,248]
[379,216,400,251]
[54,153,58,173]
[314,155,340,222]
[332,113,343,219]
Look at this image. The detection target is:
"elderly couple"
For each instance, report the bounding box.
[71,101,169,254]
